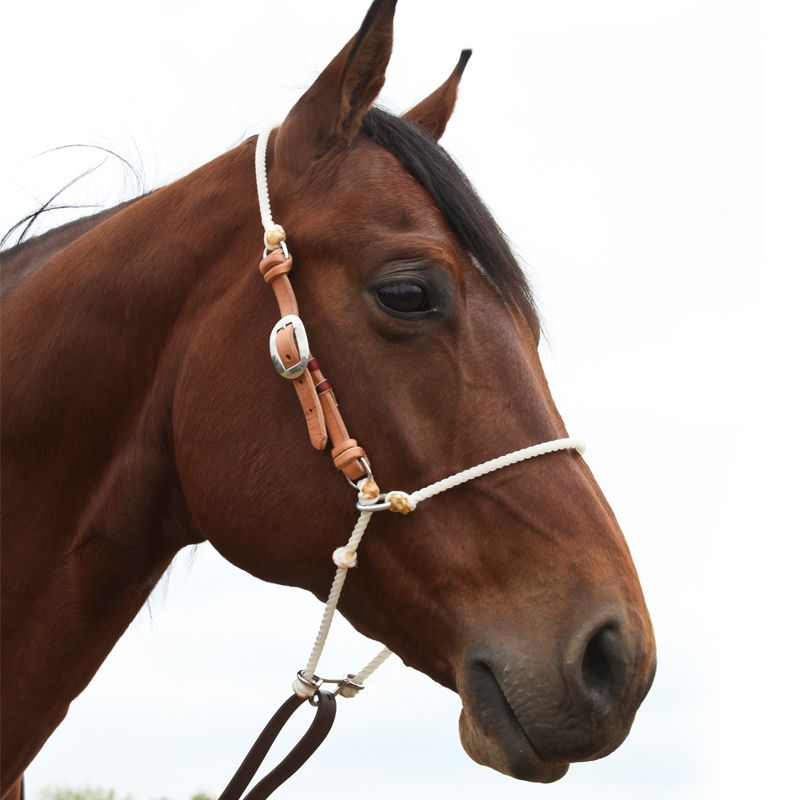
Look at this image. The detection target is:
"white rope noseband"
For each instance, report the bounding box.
[254,130,586,701]
[292,436,585,699]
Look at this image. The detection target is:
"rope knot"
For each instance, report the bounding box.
[387,491,416,515]
[264,224,286,250]
[357,477,381,506]
[332,546,358,569]
[336,675,364,699]
[292,672,318,699]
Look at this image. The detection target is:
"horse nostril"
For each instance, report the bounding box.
[579,625,623,711]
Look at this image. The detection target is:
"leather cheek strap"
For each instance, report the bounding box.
[261,252,327,450]
[260,250,369,479]
[273,325,327,450]
[308,358,367,481]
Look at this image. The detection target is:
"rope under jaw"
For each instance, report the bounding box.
[292,476,402,702]
[291,436,586,703]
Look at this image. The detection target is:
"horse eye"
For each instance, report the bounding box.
[375,281,432,314]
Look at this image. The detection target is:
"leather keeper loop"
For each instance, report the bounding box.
[260,254,294,284]
[331,440,366,474]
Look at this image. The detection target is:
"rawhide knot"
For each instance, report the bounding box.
[357,478,381,505]
[386,491,416,515]
[265,224,286,250]
[332,546,357,569]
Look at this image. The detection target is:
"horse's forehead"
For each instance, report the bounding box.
[294,145,449,252]
[331,139,437,213]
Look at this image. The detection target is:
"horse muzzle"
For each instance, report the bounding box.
[456,607,657,782]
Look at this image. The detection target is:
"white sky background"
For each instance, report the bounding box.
[1,1,797,799]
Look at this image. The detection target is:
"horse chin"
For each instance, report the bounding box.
[457,705,570,784]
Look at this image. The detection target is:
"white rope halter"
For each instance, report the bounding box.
[254,129,586,701]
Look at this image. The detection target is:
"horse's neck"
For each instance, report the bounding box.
[0,198,143,298]
[0,140,258,787]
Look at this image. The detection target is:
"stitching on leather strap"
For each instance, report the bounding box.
[315,379,333,394]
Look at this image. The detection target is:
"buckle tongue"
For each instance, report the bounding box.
[269,314,310,379]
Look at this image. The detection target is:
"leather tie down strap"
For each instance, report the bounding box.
[260,249,367,482]
[217,691,337,800]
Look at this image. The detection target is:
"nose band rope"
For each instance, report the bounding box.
[292,436,586,699]
[253,129,586,701]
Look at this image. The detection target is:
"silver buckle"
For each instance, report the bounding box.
[269,314,309,379]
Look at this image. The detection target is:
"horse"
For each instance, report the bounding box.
[0,0,656,795]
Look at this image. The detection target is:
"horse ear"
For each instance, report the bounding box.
[404,49,472,140]
[275,0,396,173]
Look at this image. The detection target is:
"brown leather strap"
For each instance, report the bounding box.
[260,252,299,317]
[218,691,337,800]
[274,325,327,450]
[265,275,298,319]
[260,249,370,479]
[308,358,367,480]
[261,251,327,450]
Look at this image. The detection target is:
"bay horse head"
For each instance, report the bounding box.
[0,0,655,790]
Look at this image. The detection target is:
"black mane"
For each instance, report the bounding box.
[362,107,534,315]
[1,145,144,254]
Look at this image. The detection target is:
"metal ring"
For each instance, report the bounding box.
[356,494,391,512]
[346,457,374,489]
[262,241,291,260]
[269,314,310,379]
[296,670,321,690]
[300,672,365,698]
[333,675,365,697]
